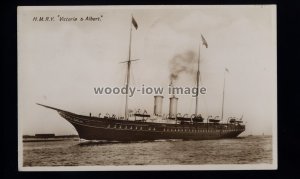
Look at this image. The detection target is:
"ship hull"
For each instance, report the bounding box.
[71,122,243,141]
[58,110,245,141]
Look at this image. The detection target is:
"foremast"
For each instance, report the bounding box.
[124,15,138,120]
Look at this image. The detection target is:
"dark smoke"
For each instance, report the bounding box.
[169,50,198,84]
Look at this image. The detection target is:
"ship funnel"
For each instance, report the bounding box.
[169,96,178,119]
[154,95,163,116]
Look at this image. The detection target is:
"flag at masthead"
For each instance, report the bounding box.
[132,16,138,30]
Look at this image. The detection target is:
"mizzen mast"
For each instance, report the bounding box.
[221,68,229,122]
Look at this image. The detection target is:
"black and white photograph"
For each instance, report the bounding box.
[18,5,277,170]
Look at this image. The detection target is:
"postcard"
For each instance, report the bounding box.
[18,5,277,171]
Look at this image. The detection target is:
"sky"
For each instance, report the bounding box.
[18,5,276,136]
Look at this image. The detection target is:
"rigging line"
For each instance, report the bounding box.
[188,94,193,114]
[198,77,208,117]
[195,60,207,117]
[119,67,126,117]
[130,66,140,111]
[123,67,127,86]
[131,66,136,86]
[190,71,198,115]
[123,66,127,86]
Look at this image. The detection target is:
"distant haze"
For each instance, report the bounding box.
[18,6,276,136]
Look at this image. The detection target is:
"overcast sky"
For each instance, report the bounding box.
[18,5,276,136]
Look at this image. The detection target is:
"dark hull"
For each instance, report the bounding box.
[38,104,245,141]
[69,121,244,141]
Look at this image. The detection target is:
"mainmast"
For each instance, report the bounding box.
[195,34,208,115]
[195,43,201,115]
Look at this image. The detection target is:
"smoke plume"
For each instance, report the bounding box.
[169,50,198,84]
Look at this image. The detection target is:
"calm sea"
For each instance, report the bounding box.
[23,135,272,166]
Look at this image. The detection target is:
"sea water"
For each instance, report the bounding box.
[23,135,272,166]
